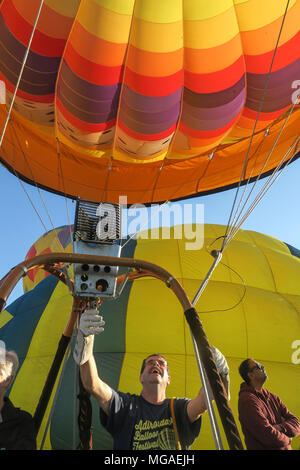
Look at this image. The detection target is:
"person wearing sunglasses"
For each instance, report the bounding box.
[238,358,300,450]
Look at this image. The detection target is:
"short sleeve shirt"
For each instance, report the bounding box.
[100,390,202,450]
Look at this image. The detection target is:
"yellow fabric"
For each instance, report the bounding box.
[5,223,300,450]
[9,282,72,449]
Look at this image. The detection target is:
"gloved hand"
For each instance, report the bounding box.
[211,346,230,400]
[79,308,105,336]
[73,308,105,366]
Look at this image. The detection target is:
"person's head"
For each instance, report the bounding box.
[140,354,170,388]
[239,358,267,389]
[0,350,19,391]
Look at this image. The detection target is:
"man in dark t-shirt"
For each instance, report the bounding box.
[74,307,230,450]
[100,388,202,450]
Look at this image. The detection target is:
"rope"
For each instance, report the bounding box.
[225,105,298,245]
[0,0,45,148]
[0,0,69,265]
[223,135,300,250]
[222,0,291,249]
[184,307,244,450]
[8,123,65,254]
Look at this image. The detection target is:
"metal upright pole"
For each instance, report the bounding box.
[190,250,224,449]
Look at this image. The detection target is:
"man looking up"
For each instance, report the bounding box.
[74,307,230,450]
[238,358,300,450]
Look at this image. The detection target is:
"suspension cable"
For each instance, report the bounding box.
[0,0,45,148]
[225,103,298,244]
[222,0,291,250]
[223,136,300,250]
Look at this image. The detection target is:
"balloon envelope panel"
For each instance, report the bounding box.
[1,224,300,449]
[23,225,73,293]
[0,0,299,203]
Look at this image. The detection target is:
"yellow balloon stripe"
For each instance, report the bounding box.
[78,0,133,44]
[0,310,13,329]
[234,0,297,31]
[9,282,72,449]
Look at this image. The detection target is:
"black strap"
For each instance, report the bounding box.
[77,374,93,450]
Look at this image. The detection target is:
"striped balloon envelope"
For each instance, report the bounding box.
[1,224,300,450]
[22,225,74,293]
[0,0,299,204]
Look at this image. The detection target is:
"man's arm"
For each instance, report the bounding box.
[74,307,112,414]
[239,396,291,448]
[187,388,207,422]
[276,397,300,438]
[80,355,112,415]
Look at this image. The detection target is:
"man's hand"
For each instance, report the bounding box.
[79,308,105,336]
[73,308,105,366]
[211,346,229,375]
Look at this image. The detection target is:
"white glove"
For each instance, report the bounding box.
[211,346,230,399]
[79,309,105,336]
[73,309,105,366]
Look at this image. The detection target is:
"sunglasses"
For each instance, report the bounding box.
[249,363,263,372]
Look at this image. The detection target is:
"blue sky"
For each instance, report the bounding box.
[0,157,299,304]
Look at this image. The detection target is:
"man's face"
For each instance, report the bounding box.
[140,355,170,386]
[247,359,267,385]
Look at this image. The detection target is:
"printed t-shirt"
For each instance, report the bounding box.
[100,390,202,450]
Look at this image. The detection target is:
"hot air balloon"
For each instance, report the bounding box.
[0,0,299,204]
[1,224,300,450]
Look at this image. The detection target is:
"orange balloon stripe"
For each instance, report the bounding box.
[56,96,116,133]
[69,21,128,68]
[1,0,66,56]
[239,2,300,56]
[232,116,274,134]
[63,43,124,86]
[183,34,242,75]
[11,0,75,40]
[126,44,183,78]
[184,56,245,94]
[244,32,300,74]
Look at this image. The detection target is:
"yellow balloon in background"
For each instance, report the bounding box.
[1,224,300,450]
